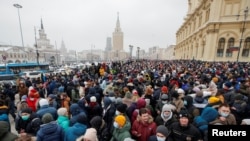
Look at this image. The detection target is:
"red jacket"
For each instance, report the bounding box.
[131,117,157,141]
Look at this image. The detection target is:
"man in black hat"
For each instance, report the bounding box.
[168,108,203,141]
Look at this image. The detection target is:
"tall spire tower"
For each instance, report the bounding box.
[112,12,123,51]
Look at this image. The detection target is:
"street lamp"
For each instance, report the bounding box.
[129,45,133,59]
[236,6,248,63]
[137,47,140,60]
[13,4,24,47]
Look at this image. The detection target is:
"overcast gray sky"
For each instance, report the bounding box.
[0,0,188,52]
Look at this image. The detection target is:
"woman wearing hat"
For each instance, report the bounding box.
[111,115,131,141]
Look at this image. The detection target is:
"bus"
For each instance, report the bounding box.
[0,62,50,75]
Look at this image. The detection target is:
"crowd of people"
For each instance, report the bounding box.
[0,59,250,141]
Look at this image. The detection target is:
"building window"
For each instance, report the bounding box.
[198,13,202,27]
[217,38,225,57]
[242,37,250,57]
[226,38,234,57]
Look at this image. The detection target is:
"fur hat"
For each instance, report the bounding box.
[177,88,185,94]
[116,103,127,113]
[57,107,67,116]
[39,99,49,107]
[115,115,126,127]
[156,125,169,137]
[42,113,54,124]
[90,96,97,102]
[83,128,98,141]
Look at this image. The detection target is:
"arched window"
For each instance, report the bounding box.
[217,38,225,57]
[242,37,250,57]
[226,38,234,57]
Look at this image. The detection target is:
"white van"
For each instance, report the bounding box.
[21,71,42,79]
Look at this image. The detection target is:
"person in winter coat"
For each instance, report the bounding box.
[76,128,99,141]
[183,95,200,123]
[102,96,116,138]
[193,107,218,141]
[111,115,131,141]
[15,107,41,136]
[36,98,58,120]
[90,116,106,141]
[69,103,86,126]
[131,98,147,124]
[154,104,177,130]
[155,94,169,115]
[86,96,103,121]
[168,109,202,141]
[59,93,71,113]
[36,113,64,141]
[56,107,70,131]
[148,125,169,141]
[131,108,157,141]
[64,114,88,141]
[26,88,39,112]
[0,121,18,141]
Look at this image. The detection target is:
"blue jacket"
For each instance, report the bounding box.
[36,121,64,141]
[64,122,87,141]
[36,105,58,120]
[57,116,70,131]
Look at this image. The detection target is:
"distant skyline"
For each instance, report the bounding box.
[0,0,188,52]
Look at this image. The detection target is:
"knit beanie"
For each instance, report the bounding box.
[84,128,98,141]
[161,94,168,100]
[116,103,127,113]
[42,113,54,124]
[90,96,97,102]
[161,86,168,93]
[208,96,220,104]
[21,95,27,102]
[115,115,126,127]
[179,108,189,118]
[162,104,172,112]
[77,113,88,125]
[21,107,32,114]
[57,107,67,116]
[39,98,49,107]
[156,125,169,137]
[90,116,105,129]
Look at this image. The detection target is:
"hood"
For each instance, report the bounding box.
[136,98,146,109]
[88,88,96,95]
[40,122,60,134]
[70,123,87,136]
[183,96,193,107]
[0,121,9,137]
[103,97,112,109]
[200,107,218,122]
[70,103,83,116]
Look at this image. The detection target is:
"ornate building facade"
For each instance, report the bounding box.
[175,0,250,62]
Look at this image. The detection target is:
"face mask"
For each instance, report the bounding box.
[113,122,119,128]
[21,115,29,121]
[162,100,168,104]
[184,100,187,106]
[115,110,120,115]
[220,112,229,117]
[157,136,166,141]
[30,98,34,101]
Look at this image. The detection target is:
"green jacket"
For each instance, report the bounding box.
[111,122,131,141]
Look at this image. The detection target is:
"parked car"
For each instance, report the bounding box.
[20,71,42,79]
